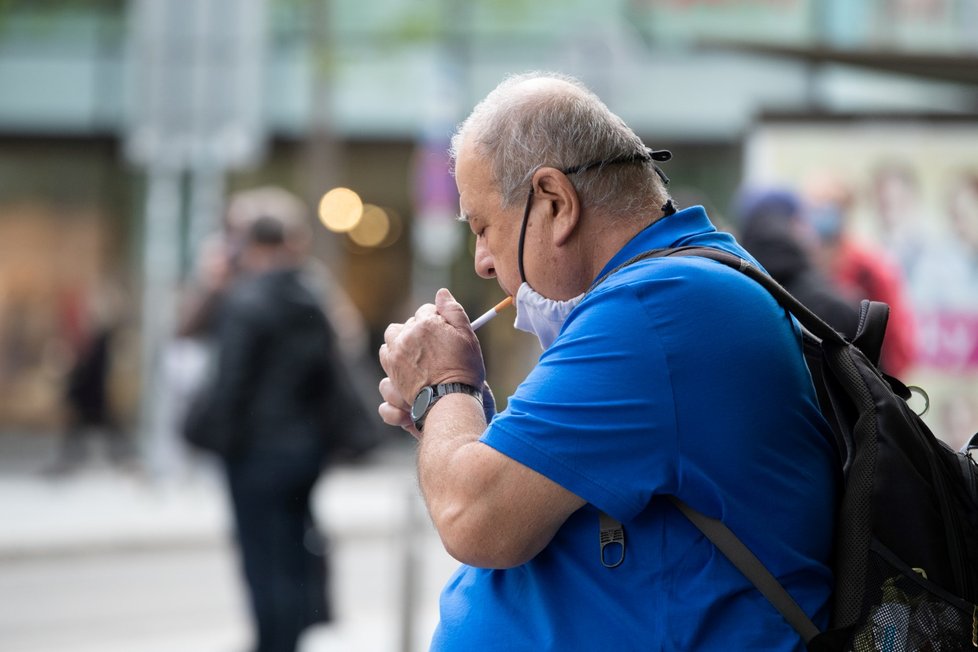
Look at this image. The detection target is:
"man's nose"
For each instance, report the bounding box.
[474,241,495,279]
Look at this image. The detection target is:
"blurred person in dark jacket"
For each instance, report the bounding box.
[176,187,379,464]
[179,186,366,353]
[45,282,134,475]
[189,206,337,652]
[735,186,860,338]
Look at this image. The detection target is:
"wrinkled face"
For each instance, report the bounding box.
[456,142,526,297]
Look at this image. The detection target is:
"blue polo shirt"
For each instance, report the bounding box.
[430,206,837,651]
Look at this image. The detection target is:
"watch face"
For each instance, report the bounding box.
[411,386,435,422]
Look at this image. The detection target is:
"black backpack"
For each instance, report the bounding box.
[619,246,978,651]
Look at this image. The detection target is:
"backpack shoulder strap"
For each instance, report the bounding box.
[591,246,848,348]
[670,497,821,644]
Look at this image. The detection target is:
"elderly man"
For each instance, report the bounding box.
[379,73,836,650]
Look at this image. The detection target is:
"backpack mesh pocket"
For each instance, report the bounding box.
[845,541,976,651]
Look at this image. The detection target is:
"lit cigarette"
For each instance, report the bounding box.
[470,296,514,331]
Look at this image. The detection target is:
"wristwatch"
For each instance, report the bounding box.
[411,382,482,432]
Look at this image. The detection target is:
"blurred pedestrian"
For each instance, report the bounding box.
[176,187,380,462]
[179,186,363,348]
[804,172,917,376]
[735,186,860,338]
[184,199,339,652]
[45,282,134,475]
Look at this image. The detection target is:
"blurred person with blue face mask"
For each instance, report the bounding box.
[378,72,836,651]
[733,185,860,339]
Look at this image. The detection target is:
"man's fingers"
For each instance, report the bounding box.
[414,302,438,321]
[379,376,408,409]
[378,401,413,429]
[383,322,404,346]
[435,288,470,329]
[378,377,421,437]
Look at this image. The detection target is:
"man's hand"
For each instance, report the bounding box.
[377,376,415,433]
[378,288,486,435]
[377,289,584,568]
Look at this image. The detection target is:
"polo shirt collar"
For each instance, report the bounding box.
[593,205,717,283]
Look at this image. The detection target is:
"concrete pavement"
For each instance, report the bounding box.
[0,435,459,652]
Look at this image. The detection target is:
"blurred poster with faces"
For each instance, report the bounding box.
[744,118,978,448]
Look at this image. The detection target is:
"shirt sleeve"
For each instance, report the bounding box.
[481,281,680,522]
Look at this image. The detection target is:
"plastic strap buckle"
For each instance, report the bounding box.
[598,511,626,568]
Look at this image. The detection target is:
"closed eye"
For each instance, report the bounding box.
[461,213,485,238]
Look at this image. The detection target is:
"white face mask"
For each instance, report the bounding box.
[514,281,583,350]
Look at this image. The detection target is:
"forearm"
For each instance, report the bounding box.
[417,395,492,557]
[417,394,573,569]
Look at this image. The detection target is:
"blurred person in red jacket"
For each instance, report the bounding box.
[803,173,917,377]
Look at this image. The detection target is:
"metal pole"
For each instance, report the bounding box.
[399,486,426,652]
[187,165,226,268]
[138,164,182,472]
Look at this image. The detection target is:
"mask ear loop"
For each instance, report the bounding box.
[517,187,534,284]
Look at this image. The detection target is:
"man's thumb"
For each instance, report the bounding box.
[435,288,469,328]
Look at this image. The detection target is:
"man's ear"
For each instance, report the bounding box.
[532,167,581,247]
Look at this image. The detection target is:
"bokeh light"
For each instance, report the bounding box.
[381,208,403,248]
[345,206,404,252]
[318,187,363,232]
[348,204,390,247]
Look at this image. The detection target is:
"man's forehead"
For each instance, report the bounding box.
[455,139,486,179]
[456,145,497,207]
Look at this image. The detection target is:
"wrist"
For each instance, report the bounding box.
[480,381,496,422]
[411,382,483,432]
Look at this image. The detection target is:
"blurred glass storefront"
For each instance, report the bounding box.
[0,135,137,429]
[0,0,976,445]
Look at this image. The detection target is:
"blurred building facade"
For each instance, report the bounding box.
[0,0,976,438]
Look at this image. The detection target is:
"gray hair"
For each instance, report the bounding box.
[450,72,670,219]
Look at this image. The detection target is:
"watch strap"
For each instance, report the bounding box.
[432,382,482,400]
[413,382,482,431]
